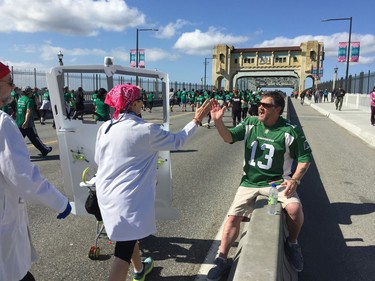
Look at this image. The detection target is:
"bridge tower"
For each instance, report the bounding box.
[211,40,324,93]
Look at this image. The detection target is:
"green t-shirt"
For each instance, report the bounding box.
[230,116,312,187]
[92,92,97,103]
[215,94,224,101]
[180,91,187,102]
[16,95,35,128]
[11,90,19,101]
[195,95,205,106]
[94,97,110,121]
[147,93,154,102]
[42,91,50,101]
[64,91,71,103]
[188,91,195,103]
[242,96,250,109]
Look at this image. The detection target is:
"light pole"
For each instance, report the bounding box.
[203,57,212,90]
[136,28,158,68]
[333,66,338,90]
[135,28,158,85]
[57,50,64,66]
[321,17,352,91]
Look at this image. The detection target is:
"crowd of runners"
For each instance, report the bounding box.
[169,87,276,127]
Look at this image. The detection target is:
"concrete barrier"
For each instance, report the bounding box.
[227,196,297,281]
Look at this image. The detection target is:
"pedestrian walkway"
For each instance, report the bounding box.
[297,99,375,148]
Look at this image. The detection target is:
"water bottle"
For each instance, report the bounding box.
[268,183,278,215]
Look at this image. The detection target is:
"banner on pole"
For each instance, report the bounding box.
[312,67,317,77]
[319,67,323,78]
[139,49,145,68]
[130,49,136,67]
[350,42,360,62]
[338,42,347,62]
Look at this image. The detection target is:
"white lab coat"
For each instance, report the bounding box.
[0,111,68,281]
[95,113,197,241]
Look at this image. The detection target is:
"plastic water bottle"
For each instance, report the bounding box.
[268,183,278,215]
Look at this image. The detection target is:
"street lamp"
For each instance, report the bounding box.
[333,66,338,89]
[57,50,64,66]
[203,57,212,90]
[135,28,158,85]
[321,17,352,91]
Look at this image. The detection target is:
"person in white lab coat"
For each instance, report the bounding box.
[0,62,72,281]
[95,84,211,281]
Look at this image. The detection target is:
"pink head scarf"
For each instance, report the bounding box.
[0,62,10,79]
[105,84,140,119]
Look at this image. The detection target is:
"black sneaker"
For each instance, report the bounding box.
[285,239,304,272]
[42,147,52,157]
[207,257,230,281]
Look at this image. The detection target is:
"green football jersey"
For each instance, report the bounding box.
[230,116,312,187]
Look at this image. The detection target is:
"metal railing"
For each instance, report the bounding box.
[9,66,214,94]
[318,70,375,94]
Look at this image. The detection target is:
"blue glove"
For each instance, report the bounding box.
[57,202,72,219]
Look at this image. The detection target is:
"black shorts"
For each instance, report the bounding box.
[114,240,137,263]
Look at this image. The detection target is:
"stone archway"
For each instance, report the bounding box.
[211,40,324,93]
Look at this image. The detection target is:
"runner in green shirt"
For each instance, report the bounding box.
[9,87,19,118]
[180,88,187,112]
[94,88,110,121]
[63,86,71,117]
[16,87,52,156]
[188,90,196,112]
[39,88,51,125]
[147,92,154,113]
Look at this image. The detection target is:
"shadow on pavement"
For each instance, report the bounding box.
[139,235,215,281]
[288,100,375,281]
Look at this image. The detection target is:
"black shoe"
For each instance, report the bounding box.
[207,257,231,281]
[42,147,52,157]
[285,238,304,272]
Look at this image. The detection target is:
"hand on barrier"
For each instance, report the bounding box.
[57,202,72,219]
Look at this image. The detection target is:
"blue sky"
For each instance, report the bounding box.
[1,0,374,88]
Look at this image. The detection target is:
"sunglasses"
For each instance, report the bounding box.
[259,102,278,109]
[0,79,13,87]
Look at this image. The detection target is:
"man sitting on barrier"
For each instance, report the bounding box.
[207,91,312,281]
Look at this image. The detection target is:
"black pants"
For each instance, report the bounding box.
[20,271,36,281]
[335,97,343,110]
[232,110,241,127]
[371,105,375,125]
[19,127,50,155]
[241,108,248,119]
